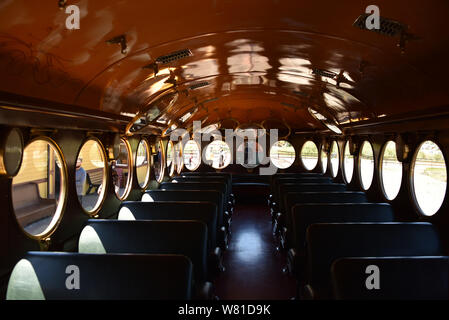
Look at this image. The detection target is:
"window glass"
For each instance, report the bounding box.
[270,140,295,169]
[136,139,150,188]
[301,141,318,171]
[76,139,106,213]
[166,141,175,176]
[330,141,339,178]
[205,140,232,169]
[183,140,201,171]
[359,141,375,190]
[412,141,447,216]
[343,141,354,183]
[153,139,165,182]
[237,140,264,168]
[321,148,328,174]
[112,139,132,199]
[175,142,183,174]
[12,139,66,238]
[381,141,403,200]
[166,141,175,177]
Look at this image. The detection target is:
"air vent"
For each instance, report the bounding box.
[312,69,337,79]
[189,81,210,90]
[281,102,302,110]
[353,14,406,37]
[156,49,193,64]
[203,97,219,104]
[293,90,309,98]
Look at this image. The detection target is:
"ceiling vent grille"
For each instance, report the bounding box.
[312,68,337,79]
[353,14,406,37]
[156,49,193,64]
[293,90,310,98]
[203,97,219,104]
[189,81,210,90]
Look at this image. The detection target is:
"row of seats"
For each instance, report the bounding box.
[7,172,234,300]
[269,172,449,300]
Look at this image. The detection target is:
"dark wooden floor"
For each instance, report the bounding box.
[214,201,296,300]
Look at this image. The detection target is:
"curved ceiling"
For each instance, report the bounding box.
[0,0,448,134]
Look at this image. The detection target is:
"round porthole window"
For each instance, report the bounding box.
[359,141,374,190]
[0,128,24,177]
[175,142,184,174]
[380,141,403,201]
[343,141,354,183]
[153,139,165,183]
[183,140,201,171]
[76,138,107,214]
[412,140,447,216]
[205,140,232,169]
[12,138,67,239]
[301,141,318,171]
[112,139,133,200]
[321,147,328,174]
[136,139,150,189]
[330,141,339,178]
[166,141,175,177]
[237,140,264,169]
[270,140,296,169]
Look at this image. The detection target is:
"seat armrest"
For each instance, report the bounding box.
[286,248,297,276]
[279,226,288,250]
[300,284,315,300]
[195,281,215,300]
[268,194,273,206]
[218,227,229,250]
[224,211,232,232]
[287,248,306,279]
[227,201,234,214]
[209,247,226,276]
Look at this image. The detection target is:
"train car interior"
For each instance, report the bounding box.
[0,0,448,303]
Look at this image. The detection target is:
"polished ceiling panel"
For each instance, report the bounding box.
[0,0,448,133]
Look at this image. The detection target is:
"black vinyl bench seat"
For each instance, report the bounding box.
[79,220,214,299]
[7,252,193,300]
[331,256,449,300]
[303,222,443,300]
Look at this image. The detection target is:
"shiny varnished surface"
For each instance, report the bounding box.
[215,203,296,299]
[1,1,449,133]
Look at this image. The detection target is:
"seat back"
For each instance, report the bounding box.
[6,252,193,300]
[12,183,41,209]
[142,190,224,227]
[283,192,368,247]
[79,220,208,283]
[171,177,229,198]
[280,184,347,213]
[179,174,232,192]
[271,172,324,190]
[331,257,449,300]
[273,177,333,204]
[306,223,442,299]
[160,182,226,200]
[292,203,394,250]
[119,201,218,251]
